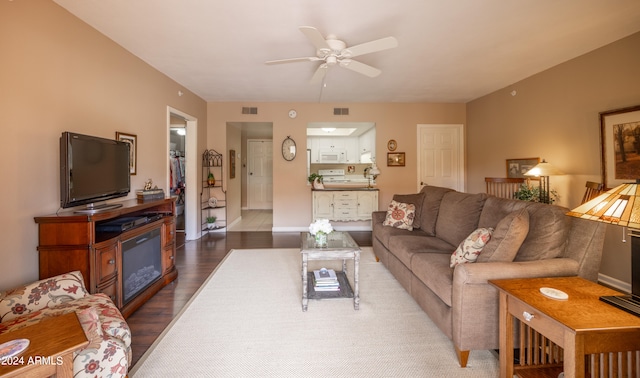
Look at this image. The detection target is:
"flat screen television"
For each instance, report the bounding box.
[60,131,131,213]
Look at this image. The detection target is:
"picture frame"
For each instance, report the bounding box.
[600,105,640,190]
[506,157,539,178]
[116,132,137,175]
[387,152,405,167]
[229,149,236,179]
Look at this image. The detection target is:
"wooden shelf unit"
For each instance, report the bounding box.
[34,198,178,318]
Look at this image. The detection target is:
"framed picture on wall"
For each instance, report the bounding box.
[229,149,236,179]
[600,105,640,190]
[506,157,539,179]
[116,132,137,175]
[387,152,405,167]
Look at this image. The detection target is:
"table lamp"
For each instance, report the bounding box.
[524,159,564,203]
[567,181,640,315]
[364,162,381,188]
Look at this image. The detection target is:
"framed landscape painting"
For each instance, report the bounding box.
[506,158,539,179]
[600,105,640,190]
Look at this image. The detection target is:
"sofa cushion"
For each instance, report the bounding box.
[477,208,529,263]
[393,192,426,229]
[515,203,570,261]
[419,185,454,236]
[450,228,493,267]
[389,235,457,268]
[383,200,416,230]
[411,253,454,307]
[373,221,432,249]
[435,191,487,247]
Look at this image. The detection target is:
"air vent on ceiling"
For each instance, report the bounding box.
[242,107,258,115]
[333,108,349,115]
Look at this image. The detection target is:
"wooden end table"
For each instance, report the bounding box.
[490,276,640,378]
[300,231,360,311]
[0,312,89,378]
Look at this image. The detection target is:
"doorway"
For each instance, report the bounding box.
[169,119,186,231]
[167,107,198,240]
[226,122,273,231]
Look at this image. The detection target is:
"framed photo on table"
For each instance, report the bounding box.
[600,105,640,190]
[116,132,137,175]
[506,158,539,179]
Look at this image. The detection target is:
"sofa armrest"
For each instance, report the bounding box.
[0,271,89,323]
[450,258,580,352]
[453,258,580,286]
[372,210,386,224]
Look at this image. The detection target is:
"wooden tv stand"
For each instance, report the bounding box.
[34,198,178,318]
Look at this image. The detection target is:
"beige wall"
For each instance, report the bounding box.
[467,32,640,287]
[207,103,466,229]
[0,0,207,289]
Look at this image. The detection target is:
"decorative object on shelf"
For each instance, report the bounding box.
[599,104,640,189]
[208,197,217,208]
[387,139,397,151]
[308,173,325,189]
[309,218,333,247]
[506,157,540,179]
[364,160,381,188]
[387,152,405,167]
[206,216,217,230]
[229,149,236,179]
[282,136,297,161]
[523,159,564,204]
[116,131,137,175]
[144,179,153,190]
[308,173,323,184]
[207,172,216,186]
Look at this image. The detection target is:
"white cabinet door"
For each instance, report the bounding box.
[312,191,334,220]
[357,191,379,219]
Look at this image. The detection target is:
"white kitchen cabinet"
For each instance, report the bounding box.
[312,190,379,221]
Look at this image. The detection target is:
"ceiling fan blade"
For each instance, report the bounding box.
[342,36,398,58]
[310,63,329,84]
[265,57,321,65]
[299,26,331,51]
[339,59,381,78]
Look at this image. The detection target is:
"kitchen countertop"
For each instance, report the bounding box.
[312,187,379,191]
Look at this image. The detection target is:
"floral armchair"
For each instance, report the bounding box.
[0,271,131,378]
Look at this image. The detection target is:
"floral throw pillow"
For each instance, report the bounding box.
[383,200,416,230]
[450,227,494,268]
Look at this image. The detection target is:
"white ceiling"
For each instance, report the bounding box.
[53,0,640,103]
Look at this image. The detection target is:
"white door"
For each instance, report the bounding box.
[417,124,464,192]
[247,139,273,209]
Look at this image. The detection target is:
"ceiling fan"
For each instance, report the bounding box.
[265,26,398,84]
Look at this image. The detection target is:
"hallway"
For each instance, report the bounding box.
[227,209,273,231]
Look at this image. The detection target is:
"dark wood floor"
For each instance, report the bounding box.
[127,230,373,368]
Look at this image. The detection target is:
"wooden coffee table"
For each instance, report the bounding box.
[300,231,360,311]
[0,312,88,378]
[490,276,640,378]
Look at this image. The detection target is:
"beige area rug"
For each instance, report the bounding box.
[130,248,499,377]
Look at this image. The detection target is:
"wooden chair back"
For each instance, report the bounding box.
[581,181,605,204]
[485,177,526,199]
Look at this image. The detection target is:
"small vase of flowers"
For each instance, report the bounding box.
[309,218,333,247]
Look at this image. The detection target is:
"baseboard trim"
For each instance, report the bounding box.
[598,273,631,294]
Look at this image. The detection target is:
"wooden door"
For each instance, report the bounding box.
[417,124,465,192]
[247,140,273,209]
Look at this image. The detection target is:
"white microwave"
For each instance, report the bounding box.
[319,149,345,163]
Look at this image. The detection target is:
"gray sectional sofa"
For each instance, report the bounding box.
[372,185,606,367]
